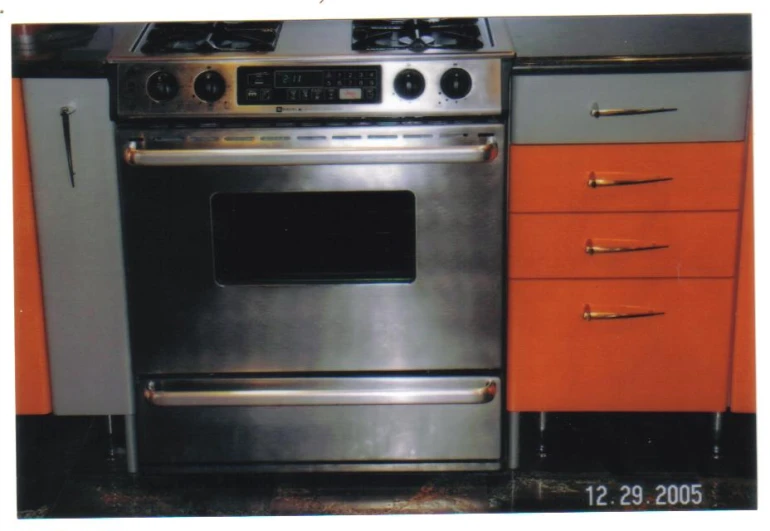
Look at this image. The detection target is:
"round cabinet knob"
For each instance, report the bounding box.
[146,71,179,102]
[440,68,472,99]
[393,69,425,100]
[194,70,226,103]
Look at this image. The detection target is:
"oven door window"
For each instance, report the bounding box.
[211,191,416,285]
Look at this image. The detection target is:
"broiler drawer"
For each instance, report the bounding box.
[509,211,738,279]
[508,142,745,213]
[510,71,750,144]
[507,279,733,412]
[136,375,502,471]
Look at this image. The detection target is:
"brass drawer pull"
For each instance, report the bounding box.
[585,239,669,255]
[583,304,665,321]
[588,172,674,188]
[590,103,678,118]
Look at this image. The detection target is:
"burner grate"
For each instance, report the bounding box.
[140,21,282,54]
[352,18,483,52]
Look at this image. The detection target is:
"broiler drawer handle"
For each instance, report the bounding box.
[143,379,498,407]
[123,140,498,166]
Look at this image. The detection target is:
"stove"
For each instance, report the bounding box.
[110,18,514,473]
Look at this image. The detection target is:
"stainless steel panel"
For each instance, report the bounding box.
[510,71,750,144]
[136,376,502,466]
[23,78,133,415]
[117,123,505,375]
[116,58,503,118]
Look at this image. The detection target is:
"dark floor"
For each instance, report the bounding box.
[16,412,757,518]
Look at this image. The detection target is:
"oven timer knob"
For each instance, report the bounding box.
[440,68,472,99]
[146,71,179,102]
[393,69,425,100]
[194,70,226,103]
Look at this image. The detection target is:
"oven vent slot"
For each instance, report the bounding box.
[477,132,495,138]
[189,136,219,143]
[367,134,398,140]
[331,135,363,140]
[223,136,255,142]
[296,135,327,141]
[260,136,291,141]
[439,133,468,138]
[151,136,185,143]
[403,134,433,139]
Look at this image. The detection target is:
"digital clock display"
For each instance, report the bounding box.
[275,70,324,88]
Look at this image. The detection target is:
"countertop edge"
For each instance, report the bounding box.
[511,53,752,75]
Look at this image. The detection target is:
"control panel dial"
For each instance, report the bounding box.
[194,70,226,103]
[393,69,425,100]
[146,71,179,102]
[440,68,473,99]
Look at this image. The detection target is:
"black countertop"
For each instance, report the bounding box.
[505,14,752,73]
[12,24,118,78]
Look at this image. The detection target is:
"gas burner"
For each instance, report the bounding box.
[352,18,483,52]
[140,21,282,54]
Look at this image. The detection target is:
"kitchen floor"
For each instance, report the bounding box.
[16,412,756,518]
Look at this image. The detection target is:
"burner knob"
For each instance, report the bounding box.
[146,71,179,102]
[440,68,473,99]
[194,70,226,103]
[393,69,425,100]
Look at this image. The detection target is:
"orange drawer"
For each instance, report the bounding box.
[509,142,745,213]
[507,279,734,412]
[509,212,738,279]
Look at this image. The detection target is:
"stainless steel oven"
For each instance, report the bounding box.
[117,122,506,471]
[109,17,513,472]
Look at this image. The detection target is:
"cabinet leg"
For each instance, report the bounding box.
[508,413,520,470]
[712,412,723,461]
[125,414,138,474]
[105,415,117,461]
[538,412,548,459]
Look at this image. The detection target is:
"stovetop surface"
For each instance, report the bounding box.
[109,19,514,63]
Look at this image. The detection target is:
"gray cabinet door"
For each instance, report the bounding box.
[23,78,132,415]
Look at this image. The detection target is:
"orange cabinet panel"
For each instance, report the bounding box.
[731,122,755,413]
[509,212,738,279]
[507,279,734,412]
[13,78,52,415]
[509,142,745,213]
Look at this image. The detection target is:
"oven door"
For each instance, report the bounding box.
[117,123,504,375]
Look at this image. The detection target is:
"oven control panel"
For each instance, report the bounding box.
[114,59,502,118]
[237,66,381,105]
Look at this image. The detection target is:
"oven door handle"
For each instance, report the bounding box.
[123,139,499,166]
[143,378,498,407]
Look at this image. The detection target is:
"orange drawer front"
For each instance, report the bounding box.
[13,78,52,415]
[509,142,745,213]
[509,212,738,279]
[507,279,734,412]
